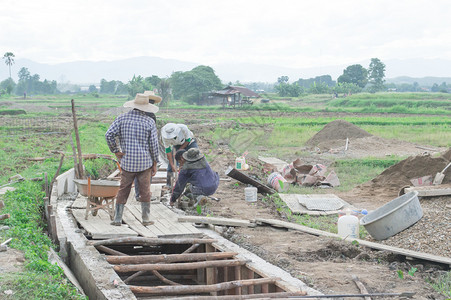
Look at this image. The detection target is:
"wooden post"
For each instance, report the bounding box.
[235,266,242,295]
[106,252,237,265]
[247,269,254,294]
[113,259,248,273]
[205,244,216,295]
[71,99,84,179]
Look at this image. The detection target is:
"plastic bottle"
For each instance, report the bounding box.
[235,156,246,170]
[337,209,359,239]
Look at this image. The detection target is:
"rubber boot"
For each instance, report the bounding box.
[141,202,154,226]
[111,203,125,226]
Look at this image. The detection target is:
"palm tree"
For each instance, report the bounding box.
[2,52,15,79]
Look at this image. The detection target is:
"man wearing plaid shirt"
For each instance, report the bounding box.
[105,93,160,226]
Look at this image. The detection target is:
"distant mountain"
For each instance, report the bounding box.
[1,56,451,85]
[385,76,451,86]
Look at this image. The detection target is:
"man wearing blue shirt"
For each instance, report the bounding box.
[105,93,160,226]
[170,148,219,207]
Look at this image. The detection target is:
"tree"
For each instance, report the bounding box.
[2,52,15,78]
[0,78,15,94]
[127,75,153,98]
[368,58,386,93]
[337,64,368,88]
[277,76,289,84]
[169,65,223,103]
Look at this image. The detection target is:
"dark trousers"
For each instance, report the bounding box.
[116,168,152,204]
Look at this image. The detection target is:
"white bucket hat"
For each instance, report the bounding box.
[123,93,159,113]
[143,90,162,103]
[162,123,180,140]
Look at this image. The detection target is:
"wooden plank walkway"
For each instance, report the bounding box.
[72,209,138,240]
[71,198,202,239]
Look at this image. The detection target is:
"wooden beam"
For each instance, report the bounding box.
[89,237,216,247]
[178,216,256,228]
[106,252,238,265]
[114,259,249,273]
[404,185,451,197]
[128,277,279,295]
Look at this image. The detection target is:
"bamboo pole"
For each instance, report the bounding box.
[69,136,79,179]
[114,259,248,273]
[107,252,237,265]
[128,277,279,295]
[235,265,241,295]
[89,237,216,247]
[159,291,307,300]
[71,99,84,179]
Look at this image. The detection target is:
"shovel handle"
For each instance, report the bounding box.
[442,162,451,173]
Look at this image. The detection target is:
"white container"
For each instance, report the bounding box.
[244,187,257,202]
[338,212,359,239]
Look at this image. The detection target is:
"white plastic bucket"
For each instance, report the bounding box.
[267,172,287,192]
[337,214,359,239]
[244,187,257,202]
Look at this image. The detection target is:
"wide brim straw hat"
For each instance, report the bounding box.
[161,123,180,140]
[123,93,159,113]
[182,148,204,162]
[143,90,162,103]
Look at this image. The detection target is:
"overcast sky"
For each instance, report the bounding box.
[1,0,451,70]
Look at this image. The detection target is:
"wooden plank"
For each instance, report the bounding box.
[158,207,204,235]
[122,207,159,238]
[405,185,451,197]
[256,218,451,266]
[154,203,203,237]
[126,203,202,238]
[278,194,354,215]
[48,248,85,296]
[258,156,288,172]
[178,216,256,228]
[72,209,137,239]
[226,167,276,195]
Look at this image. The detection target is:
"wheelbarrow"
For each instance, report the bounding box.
[74,178,120,220]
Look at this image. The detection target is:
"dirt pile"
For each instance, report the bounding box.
[356,154,451,199]
[306,120,372,148]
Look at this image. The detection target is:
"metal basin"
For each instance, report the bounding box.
[360,191,422,240]
[73,179,120,198]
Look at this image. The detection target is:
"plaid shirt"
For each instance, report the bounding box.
[105,109,159,172]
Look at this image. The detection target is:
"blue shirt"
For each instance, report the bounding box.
[105,109,159,172]
[171,158,219,202]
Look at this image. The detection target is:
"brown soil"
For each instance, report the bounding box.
[306,119,373,147]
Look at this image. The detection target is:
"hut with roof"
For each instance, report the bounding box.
[211,86,260,108]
